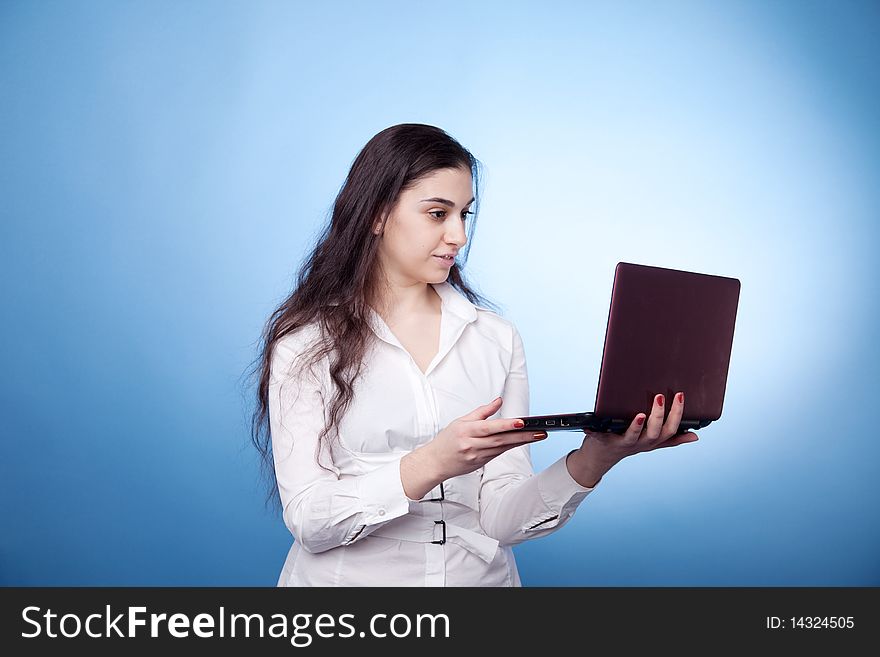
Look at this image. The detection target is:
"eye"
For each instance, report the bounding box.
[429,209,474,221]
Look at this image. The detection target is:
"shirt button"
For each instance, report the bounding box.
[378,509,386,516]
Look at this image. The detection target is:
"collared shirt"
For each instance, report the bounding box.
[268,281,597,586]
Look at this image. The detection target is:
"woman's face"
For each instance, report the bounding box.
[374,166,473,287]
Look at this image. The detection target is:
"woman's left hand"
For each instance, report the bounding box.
[565,391,699,488]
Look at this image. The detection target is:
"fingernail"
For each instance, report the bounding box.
[533,432,547,440]
[657,395,664,407]
[514,420,525,429]
[637,415,645,425]
[494,396,502,404]
[678,392,684,404]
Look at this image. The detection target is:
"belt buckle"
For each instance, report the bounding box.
[431,520,446,545]
[425,482,445,502]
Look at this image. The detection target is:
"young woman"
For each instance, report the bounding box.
[250,123,698,586]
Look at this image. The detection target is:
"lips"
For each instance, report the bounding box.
[433,255,455,267]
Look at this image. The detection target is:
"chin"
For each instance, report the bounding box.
[416,259,455,285]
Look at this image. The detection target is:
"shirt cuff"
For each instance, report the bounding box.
[356,456,412,525]
[537,451,597,509]
[517,452,598,534]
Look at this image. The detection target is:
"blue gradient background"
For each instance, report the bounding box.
[2,0,878,586]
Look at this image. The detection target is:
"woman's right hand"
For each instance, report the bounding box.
[418,396,546,481]
[400,397,545,499]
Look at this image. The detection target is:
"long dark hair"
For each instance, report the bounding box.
[245,123,499,512]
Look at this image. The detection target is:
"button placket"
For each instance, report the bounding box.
[421,374,440,437]
[405,361,432,438]
[420,374,445,523]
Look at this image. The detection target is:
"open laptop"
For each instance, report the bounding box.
[512,262,740,434]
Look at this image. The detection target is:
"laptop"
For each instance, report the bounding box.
[513,262,741,434]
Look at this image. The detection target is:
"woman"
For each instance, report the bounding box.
[249,123,698,586]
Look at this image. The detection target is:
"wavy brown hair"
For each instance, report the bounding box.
[245,123,500,512]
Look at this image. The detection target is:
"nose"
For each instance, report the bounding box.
[445,218,468,249]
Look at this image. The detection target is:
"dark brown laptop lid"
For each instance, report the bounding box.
[594,262,740,424]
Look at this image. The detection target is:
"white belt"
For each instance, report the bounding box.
[371,514,500,564]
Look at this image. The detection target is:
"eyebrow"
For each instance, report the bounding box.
[418,196,475,207]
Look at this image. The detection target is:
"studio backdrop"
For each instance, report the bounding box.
[2,0,878,585]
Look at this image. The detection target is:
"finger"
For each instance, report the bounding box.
[624,412,647,442]
[660,391,685,440]
[588,413,647,444]
[483,428,548,446]
[475,416,532,436]
[641,393,666,444]
[483,433,547,457]
[460,396,503,422]
[653,432,699,449]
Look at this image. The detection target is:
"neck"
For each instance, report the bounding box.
[372,278,440,322]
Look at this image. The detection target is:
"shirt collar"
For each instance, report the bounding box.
[431,280,479,323]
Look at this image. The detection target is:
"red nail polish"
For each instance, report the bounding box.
[678,392,684,404]
[637,415,644,425]
[657,395,664,407]
[514,420,524,429]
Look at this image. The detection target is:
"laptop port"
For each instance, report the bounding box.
[560,419,570,427]
[545,420,556,426]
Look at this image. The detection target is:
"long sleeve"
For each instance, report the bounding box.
[268,330,412,554]
[478,324,597,546]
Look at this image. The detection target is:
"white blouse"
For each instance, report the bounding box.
[268,281,597,586]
